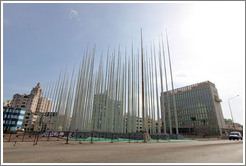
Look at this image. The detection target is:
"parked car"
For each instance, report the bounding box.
[229,131,242,140]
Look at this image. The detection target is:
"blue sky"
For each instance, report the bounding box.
[2,2,245,124]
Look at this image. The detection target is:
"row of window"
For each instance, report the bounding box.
[176,118,218,126]
[177,107,215,115]
[175,88,212,99]
[3,120,23,125]
[178,114,207,120]
[162,88,213,105]
[3,114,25,119]
[165,96,213,109]
[165,112,217,122]
[3,109,25,114]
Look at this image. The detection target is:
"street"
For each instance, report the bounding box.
[3,139,244,163]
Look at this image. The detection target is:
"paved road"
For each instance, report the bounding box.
[3,140,243,163]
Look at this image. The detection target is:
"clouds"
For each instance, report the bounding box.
[68,9,79,21]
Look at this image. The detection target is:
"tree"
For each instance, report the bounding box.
[224,118,233,124]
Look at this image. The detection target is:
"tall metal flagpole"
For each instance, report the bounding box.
[115,46,120,133]
[127,56,131,133]
[141,28,146,133]
[137,49,140,132]
[150,57,156,134]
[146,58,151,133]
[132,43,135,133]
[153,43,161,134]
[161,34,172,134]
[159,36,166,134]
[124,50,127,133]
[166,28,179,135]
[144,52,149,133]
[148,45,152,134]
[120,62,125,133]
[148,58,152,134]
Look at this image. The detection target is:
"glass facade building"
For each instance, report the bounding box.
[161,81,226,136]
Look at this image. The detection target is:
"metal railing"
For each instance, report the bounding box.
[3,131,188,146]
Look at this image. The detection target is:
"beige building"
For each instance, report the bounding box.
[10,83,53,131]
[37,97,52,113]
[34,112,58,131]
[34,113,73,132]
[11,83,52,113]
[21,110,36,131]
[11,83,43,113]
[3,100,12,107]
[226,123,243,131]
[135,117,155,133]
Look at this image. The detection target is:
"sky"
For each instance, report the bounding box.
[2,1,245,125]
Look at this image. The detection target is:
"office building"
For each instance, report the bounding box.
[161,81,226,136]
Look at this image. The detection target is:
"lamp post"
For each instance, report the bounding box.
[228,95,239,130]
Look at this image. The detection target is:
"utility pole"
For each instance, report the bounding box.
[228,95,239,130]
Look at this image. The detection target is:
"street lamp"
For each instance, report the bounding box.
[228,95,239,130]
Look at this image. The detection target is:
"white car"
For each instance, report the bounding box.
[229,131,243,140]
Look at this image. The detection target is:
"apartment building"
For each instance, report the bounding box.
[3,100,12,107]
[92,93,122,133]
[34,112,58,131]
[11,83,43,113]
[36,97,52,113]
[9,83,52,131]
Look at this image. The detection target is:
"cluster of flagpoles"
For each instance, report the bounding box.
[41,29,179,135]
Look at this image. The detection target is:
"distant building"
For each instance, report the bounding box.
[3,107,26,132]
[3,100,12,107]
[10,83,52,113]
[9,83,53,131]
[225,123,243,131]
[136,117,143,132]
[36,97,52,113]
[91,93,123,133]
[21,110,37,131]
[34,112,58,131]
[135,117,154,133]
[161,81,226,136]
[11,83,43,113]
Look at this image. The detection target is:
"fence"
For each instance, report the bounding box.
[3,131,188,146]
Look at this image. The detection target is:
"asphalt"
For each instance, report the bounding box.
[3,139,244,163]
